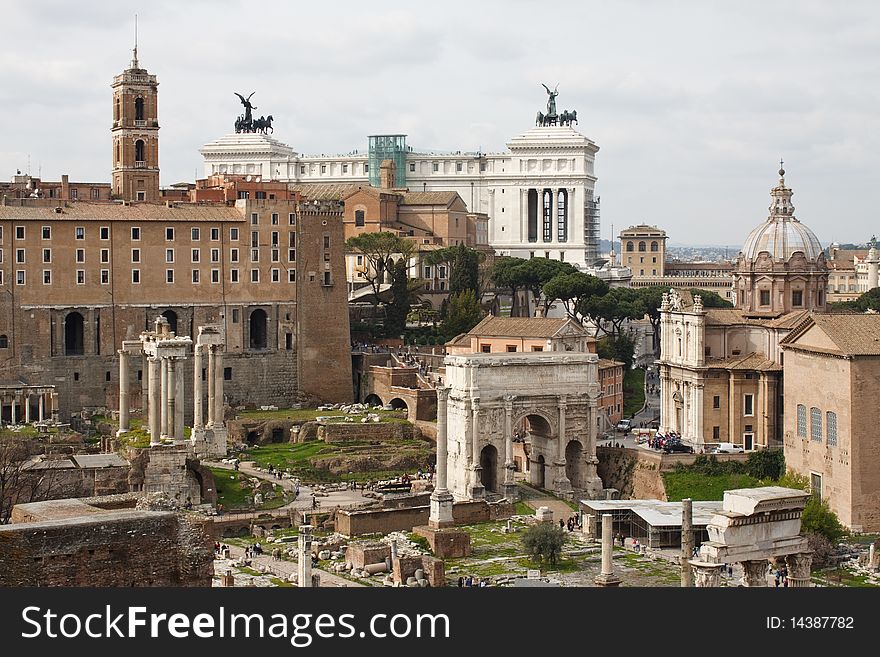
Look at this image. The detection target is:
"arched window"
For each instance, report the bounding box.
[116,140,121,164]
[135,97,145,121]
[249,309,268,349]
[826,411,837,446]
[115,97,120,121]
[65,312,85,356]
[638,241,646,252]
[161,310,178,335]
[796,404,806,437]
[135,139,145,162]
[626,241,634,252]
[650,241,659,252]
[810,407,822,441]
[542,189,552,242]
[0,335,8,349]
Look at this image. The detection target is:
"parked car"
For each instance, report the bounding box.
[663,441,694,454]
[616,419,632,433]
[711,442,744,454]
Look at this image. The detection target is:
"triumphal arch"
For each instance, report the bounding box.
[441,352,604,502]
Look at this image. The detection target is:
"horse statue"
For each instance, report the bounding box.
[559,110,578,127]
[536,110,544,126]
[253,115,274,134]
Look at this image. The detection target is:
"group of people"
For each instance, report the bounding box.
[559,513,582,532]
[773,565,789,587]
[648,431,682,450]
[244,543,264,558]
[457,575,487,587]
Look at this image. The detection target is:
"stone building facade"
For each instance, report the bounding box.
[781,314,880,532]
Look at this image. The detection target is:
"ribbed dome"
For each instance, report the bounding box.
[739,167,824,263]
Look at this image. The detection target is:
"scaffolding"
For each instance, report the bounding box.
[584,194,601,265]
[368,135,408,188]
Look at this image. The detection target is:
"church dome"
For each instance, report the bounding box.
[739,166,824,264]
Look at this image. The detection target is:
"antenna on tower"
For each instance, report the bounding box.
[131,14,139,68]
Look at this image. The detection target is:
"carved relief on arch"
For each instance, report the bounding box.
[787,252,808,270]
[754,252,773,271]
[513,409,557,438]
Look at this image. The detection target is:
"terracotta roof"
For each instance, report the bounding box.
[463,316,586,338]
[783,313,880,356]
[288,183,360,200]
[704,309,810,329]
[399,191,461,206]
[705,353,781,372]
[598,358,624,369]
[446,333,471,347]
[0,201,243,222]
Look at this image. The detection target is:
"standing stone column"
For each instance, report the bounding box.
[429,387,454,528]
[166,357,177,441]
[681,498,694,587]
[174,356,185,442]
[193,346,203,431]
[38,394,45,422]
[117,350,130,435]
[298,525,313,588]
[784,552,812,588]
[148,356,161,446]
[470,398,484,499]
[690,560,724,587]
[741,559,769,587]
[503,395,517,501]
[25,394,31,423]
[160,357,169,439]
[213,346,225,428]
[11,394,17,424]
[595,514,621,586]
[554,395,572,496]
[206,346,216,429]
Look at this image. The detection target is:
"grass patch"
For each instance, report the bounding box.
[662,471,762,501]
[813,568,879,588]
[270,577,294,587]
[209,467,290,511]
[237,408,409,423]
[236,566,262,577]
[623,368,645,418]
[514,502,533,516]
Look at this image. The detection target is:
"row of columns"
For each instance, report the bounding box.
[0,391,54,424]
[521,187,574,245]
[689,553,812,588]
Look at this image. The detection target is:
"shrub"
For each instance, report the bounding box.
[521,522,566,566]
[801,496,847,544]
[806,533,837,569]
[745,449,785,480]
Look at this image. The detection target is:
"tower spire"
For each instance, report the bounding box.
[131,14,139,69]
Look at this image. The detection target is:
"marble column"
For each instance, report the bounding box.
[681,498,694,587]
[11,395,17,424]
[690,560,724,587]
[298,525,313,588]
[470,398,484,499]
[117,350,129,435]
[206,346,216,428]
[503,395,517,501]
[554,395,572,496]
[429,387,454,528]
[193,346,203,431]
[174,356,185,442]
[38,394,45,422]
[213,346,224,427]
[25,394,31,423]
[741,559,769,587]
[595,514,621,586]
[784,552,812,588]
[160,357,169,439]
[166,357,177,441]
[148,356,161,446]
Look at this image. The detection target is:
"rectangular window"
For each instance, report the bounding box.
[100,226,110,240]
[288,269,296,282]
[230,248,239,263]
[132,269,140,284]
[15,249,25,264]
[321,165,326,174]
[826,411,837,446]
[231,269,239,283]
[251,231,259,248]
[192,269,200,284]
[811,473,822,501]
[230,227,239,241]
[210,248,220,263]
[191,248,200,263]
[506,345,517,352]
[15,226,25,240]
[271,213,279,225]
[760,290,770,306]
[713,426,720,440]
[810,407,822,441]
[232,308,240,323]
[288,231,296,247]
[289,213,296,225]
[323,252,331,262]
[364,164,368,173]
[75,226,85,240]
[76,270,85,285]
[131,248,140,263]
[255,191,266,200]
[343,164,349,173]
[100,269,109,284]
[272,249,280,262]
[211,269,219,283]
[531,346,544,352]
[166,269,174,284]
[100,249,109,263]
[439,265,447,279]
[224,367,232,381]
[210,227,219,241]
[191,227,200,241]
[456,162,462,172]
[323,271,331,285]
[165,249,174,263]
[75,249,85,263]
[251,269,259,283]
[251,213,259,225]
[792,290,803,306]
[713,395,720,409]
[271,268,280,282]
[131,227,140,240]
[300,166,305,174]
[16,270,26,285]
[288,249,296,262]
[42,226,51,240]
[743,394,754,416]
[409,163,416,172]
[797,404,807,437]
[355,210,365,227]
[271,231,279,246]
[433,162,439,172]
[251,248,259,262]
[165,227,174,241]
[43,270,51,285]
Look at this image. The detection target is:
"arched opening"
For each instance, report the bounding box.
[247,430,259,445]
[565,440,583,489]
[135,139,145,162]
[480,444,498,492]
[650,241,659,252]
[638,241,646,252]
[389,398,408,417]
[64,312,85,356]
[161,309,178,335]
[522,414,552,489]
[535,455,546,489]
[135,97,145,121]
[364,394,382,407]
[249,309,268,349]
[271,428,284,443]
[626,241,634,252]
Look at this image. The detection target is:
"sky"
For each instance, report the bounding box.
[1,0,878,246]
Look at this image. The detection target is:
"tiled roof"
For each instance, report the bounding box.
[704,308,810,329]
[705,353,782,372]
[784,313,880,356]
[463,316,584,338]
[0,201,243,222]
[399,191,461,206]
[288,183,360,200]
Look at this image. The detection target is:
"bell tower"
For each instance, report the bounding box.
[111,32,160,201]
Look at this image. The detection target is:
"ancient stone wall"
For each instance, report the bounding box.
[336,506,429,537]
[320,422,424,444]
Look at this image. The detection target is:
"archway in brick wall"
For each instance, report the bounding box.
[565,440,583,489]
[364,394,383,407]
[480,444,498,492]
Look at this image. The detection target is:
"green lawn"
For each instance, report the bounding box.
[662,471,762,501]
[237,408,409,423]
[623,368,646,417]
[208,467,290,511]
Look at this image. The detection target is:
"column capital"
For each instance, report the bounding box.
[471,397,480,411]
[558,394,568,409]
[437,386,450,402]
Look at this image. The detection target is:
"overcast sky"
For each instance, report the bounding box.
[1,0,878,246]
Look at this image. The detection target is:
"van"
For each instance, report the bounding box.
[711,442,744,454]
[616,419,632,433]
